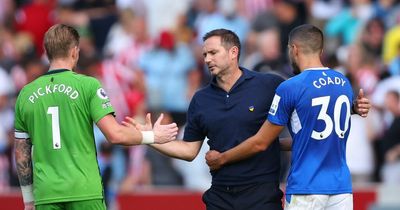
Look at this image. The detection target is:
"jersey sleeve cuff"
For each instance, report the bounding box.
[267,118,286,126]
[15,130,30,139]
[94,111,115,124]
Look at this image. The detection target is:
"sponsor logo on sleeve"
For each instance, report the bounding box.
[269,94,281,115]
[102,101,112,109]
[97,88,109,100]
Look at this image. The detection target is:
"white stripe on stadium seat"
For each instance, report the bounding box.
[15,131,30,139]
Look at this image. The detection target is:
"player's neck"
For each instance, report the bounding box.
[49,59,75,72]
[299,56,324,72]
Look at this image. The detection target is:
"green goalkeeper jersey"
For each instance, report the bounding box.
[14,69,114,205]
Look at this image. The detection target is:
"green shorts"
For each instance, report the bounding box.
[35,199,106,210]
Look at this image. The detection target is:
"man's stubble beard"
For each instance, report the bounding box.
[291,60,301,75]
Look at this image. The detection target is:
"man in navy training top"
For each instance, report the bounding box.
[205,24,370,210]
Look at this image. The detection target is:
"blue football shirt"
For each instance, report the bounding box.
[268,67,354,195]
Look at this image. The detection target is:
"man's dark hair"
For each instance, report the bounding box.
[44,24,80,61]
[289,24,324,54]
[203,29,241,61]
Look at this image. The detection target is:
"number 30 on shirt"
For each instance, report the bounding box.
[311,95,351,140]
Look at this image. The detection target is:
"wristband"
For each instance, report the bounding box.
[21,185,34,203]
[141,131,155,144]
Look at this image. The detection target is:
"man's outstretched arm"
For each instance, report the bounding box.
[206,120,284,170]
[97,113,178,146]
[150,140,203,161]
[123,115,203,161]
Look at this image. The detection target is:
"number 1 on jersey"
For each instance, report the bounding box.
[47,106,61,149]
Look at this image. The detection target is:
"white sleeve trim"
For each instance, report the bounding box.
[15,130,30,139]
[290,109,302,134]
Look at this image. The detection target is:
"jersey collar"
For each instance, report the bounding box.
[44,69,71,75]
[303,67,329,71]
[210,67,254,88]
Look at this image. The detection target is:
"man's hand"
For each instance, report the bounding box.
[152,113,178,143]
[385,145,400,163]
[205,150,225,170]
[123,113,152,131]
[123,113,178,144]
[24,201,35,210]
[354,89,371,118]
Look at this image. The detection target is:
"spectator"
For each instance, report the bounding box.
[138,30,198,127]
[244,27,292,79]
[325,0,374,46]
[194,0,250,44]
[381,7,400,64]
[14,0,55,56]
[0,67,14,191]
[380,90,400,183]
[388,44,400,76]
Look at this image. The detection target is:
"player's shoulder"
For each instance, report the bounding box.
[322,68,352,86]
[71,72,100,84]
[244,68,285,86]
[192,83,212,99]
[70,72,104,90]
[278,73,303,88]
[17,75,44,96]
[325,68,345,76]
[257,71,285,81]
[329,68,350,80]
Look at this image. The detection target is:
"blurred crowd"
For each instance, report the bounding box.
[1,0,400,208]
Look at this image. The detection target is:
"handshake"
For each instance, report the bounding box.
[122,113,179,144]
